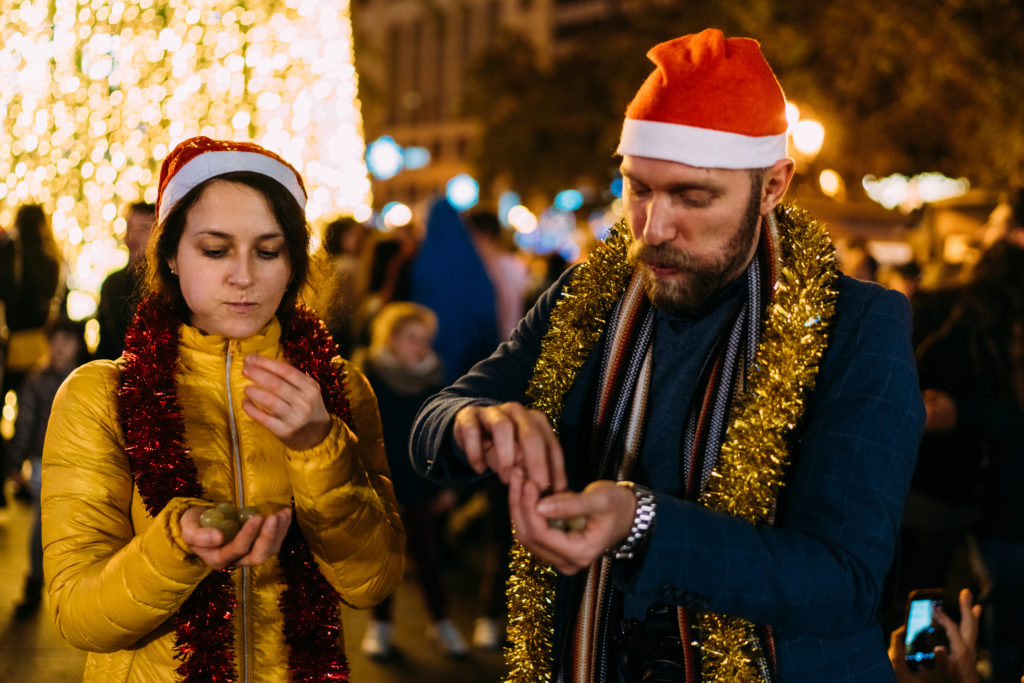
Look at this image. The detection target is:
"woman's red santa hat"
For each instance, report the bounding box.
[156,136,307,222]
[617,28,789,169]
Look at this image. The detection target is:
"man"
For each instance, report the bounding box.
[95,201,154,359]
[412,29,924,681]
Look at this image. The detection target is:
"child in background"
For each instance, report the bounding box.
[358,302,469,659]
[8,318,87,619]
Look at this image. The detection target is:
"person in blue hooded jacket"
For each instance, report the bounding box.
[410,197,499,386]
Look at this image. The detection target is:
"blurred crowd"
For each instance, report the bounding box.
[3,186,1024,680]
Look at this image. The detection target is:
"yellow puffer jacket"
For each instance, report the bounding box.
[41,318,405,682]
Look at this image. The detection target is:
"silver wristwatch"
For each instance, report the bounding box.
[610,481,656,560]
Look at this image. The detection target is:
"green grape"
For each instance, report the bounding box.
[566,515,588,532]
[199,507,225,528]
[217,518,241,542]
[217,502,238,519]
[546,517,569,532]
[237,506,259,523]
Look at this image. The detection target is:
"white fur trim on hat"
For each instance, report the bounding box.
[158,150,307,221]
[617,118,788,169]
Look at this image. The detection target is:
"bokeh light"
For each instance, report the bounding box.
[507,205,537,234]
[792,119,825,157]
[445,173,479,211]
[819,169,842,198]
[498,190,521,227]
[554,189,583,212]
[366,135,404,180]
[382,201,412,229]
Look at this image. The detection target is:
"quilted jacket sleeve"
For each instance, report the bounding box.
[284,361,405,608]
[41,361,211,651]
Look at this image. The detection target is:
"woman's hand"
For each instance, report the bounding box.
[241,354,332,450]
[181,506,293,571]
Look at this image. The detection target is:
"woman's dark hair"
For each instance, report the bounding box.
[143,171,310,322]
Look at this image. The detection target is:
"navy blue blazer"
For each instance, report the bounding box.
[411,265,925,681]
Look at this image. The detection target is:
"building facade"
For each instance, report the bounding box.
[351,0,627,209]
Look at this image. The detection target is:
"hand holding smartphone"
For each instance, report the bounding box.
[904,588,949,670]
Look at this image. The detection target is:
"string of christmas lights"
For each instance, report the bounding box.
[0,0,371,318]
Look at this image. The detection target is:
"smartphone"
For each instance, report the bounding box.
[904,588,948,669]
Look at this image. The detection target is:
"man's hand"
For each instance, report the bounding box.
[242,354,332,451]
[889,588,981,683]
[181,506,293,571]
[507,473,636,575]
[453,402,567,493]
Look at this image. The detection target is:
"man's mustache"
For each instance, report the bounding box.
[627,241,697,270]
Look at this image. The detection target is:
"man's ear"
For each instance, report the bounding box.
[761,158,796,214]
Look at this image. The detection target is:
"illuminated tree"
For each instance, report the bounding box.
[0,0,371,317]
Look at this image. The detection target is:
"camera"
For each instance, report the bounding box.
[616,603,686,683]
[904,588,948,671]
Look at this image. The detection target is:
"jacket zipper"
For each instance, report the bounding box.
[226,342,251,683]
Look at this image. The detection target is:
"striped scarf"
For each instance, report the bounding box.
[565,216,777,683]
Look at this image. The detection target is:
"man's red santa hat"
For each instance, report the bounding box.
[156,136,307,222]
[617,28,789,169]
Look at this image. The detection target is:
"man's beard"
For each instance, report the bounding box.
[627,186,762,316]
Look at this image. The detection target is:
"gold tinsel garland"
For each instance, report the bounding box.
[697,204,837,681]
[505,222,635,683]
[505,205,837,682]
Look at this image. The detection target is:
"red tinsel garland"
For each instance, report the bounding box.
[118,295,352,682]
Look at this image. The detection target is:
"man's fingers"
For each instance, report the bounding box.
[508,469,527,538]
[546,435,568,493]
[536,491,590,519]
[509,472,549,548]
[479,406,518,478]
[506,409,552,488]
[454,402,563,487]
[454,418,486,473]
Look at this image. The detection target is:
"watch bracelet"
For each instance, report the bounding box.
[610,481,656,560]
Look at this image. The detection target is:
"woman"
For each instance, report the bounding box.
[2,204,63,505]
[42,137,405,682]
[1,204,63,380]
